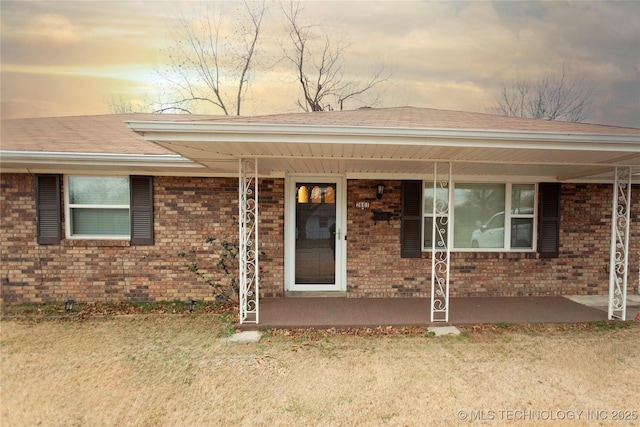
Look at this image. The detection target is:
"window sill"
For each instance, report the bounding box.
[422,251,538,260]
[453,252,538,260]
[63,239,130,247]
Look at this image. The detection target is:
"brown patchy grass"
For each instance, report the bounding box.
[1,314,639,426]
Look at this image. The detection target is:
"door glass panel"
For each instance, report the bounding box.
[295,183,336,284]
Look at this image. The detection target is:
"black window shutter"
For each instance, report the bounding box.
[36,174,61,245]
[130,176,154,245]
[538,183,561,258]
[401,180,423,258]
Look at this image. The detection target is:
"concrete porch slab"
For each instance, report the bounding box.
[565,294,640,320]
[238,296,610,330]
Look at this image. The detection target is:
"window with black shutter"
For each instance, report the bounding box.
[538,183,561,258]
[401,180,422,258]
[130,176,154,245]
[36,174,62,245]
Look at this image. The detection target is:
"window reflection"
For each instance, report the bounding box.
[454,183,505,249]
[512,184,535,213]
[295,182,337,284]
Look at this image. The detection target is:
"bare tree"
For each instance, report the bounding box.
[107,94,135,114]
[106,94,152,114]
[492,66,593,122]
[280,1,391,112]
[155,1,265,115]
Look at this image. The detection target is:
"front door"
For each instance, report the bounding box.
[285,175,346,292]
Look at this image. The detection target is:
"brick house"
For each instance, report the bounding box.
[1,107,638,323]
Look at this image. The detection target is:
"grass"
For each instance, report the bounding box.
[1,300,234,318]
[1,308,639,426]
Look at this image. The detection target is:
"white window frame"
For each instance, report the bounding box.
[422,181,537,252]
[64,176,131,240]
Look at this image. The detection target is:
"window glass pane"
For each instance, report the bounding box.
[455,183,506,248]
[512,184,535,214]
[69,177,129,205]
[424,217,433,247]
[310,186,322,203]
[71,208,130,235]
[511,218,533,248]
[324,186,335,203]
[423,185,449,213]
[297,185,309,203]
[423,216,448,249]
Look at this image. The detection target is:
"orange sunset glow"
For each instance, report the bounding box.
[1,1,638,127]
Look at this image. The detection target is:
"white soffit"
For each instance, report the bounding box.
[126,121,640,181]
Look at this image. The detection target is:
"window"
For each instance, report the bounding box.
[422,185,449,249]
[510,184,535,248]
[66,176,131,238]
[62,176,154,244]
[457,183,506,249]
[421,182,536,251]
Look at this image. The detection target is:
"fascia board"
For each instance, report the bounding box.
[126,121,640,152]
[0,150,200,169]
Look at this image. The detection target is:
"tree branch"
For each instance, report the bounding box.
[492,65,592,122]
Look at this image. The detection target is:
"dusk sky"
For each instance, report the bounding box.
[1,1,639,127]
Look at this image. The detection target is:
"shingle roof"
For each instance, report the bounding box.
[2,107,638,155]
[0,113,215,154]
[194,106,640,135]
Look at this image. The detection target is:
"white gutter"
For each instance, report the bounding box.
[126,121,640,151]
[0,150,201,169]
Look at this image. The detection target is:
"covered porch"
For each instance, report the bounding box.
[126,107,639,325]
[241,295,640,330]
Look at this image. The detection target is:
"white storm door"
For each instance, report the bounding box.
[285,175,346,292]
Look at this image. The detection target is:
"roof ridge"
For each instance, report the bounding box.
[3,107,639,131]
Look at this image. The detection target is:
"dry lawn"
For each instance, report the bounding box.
[1,315,639,427]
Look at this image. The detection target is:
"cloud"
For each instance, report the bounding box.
[0,1,638,126]
[23,13,80,49]
[0,70,152,118]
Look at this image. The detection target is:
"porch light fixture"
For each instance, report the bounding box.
[376,184,386,199]
[185,299,196,313]
[64,299,75,312]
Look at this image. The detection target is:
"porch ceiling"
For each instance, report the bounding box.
[126,121,640,182]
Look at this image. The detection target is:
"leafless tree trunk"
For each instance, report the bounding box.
[155,1,265,115]
[107,94,136,114]
[280,1,391,112]
[492,66,593,122]
[106,94,157,114]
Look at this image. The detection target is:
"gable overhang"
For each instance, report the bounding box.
[125,121,640,182]
[0,151,208,176]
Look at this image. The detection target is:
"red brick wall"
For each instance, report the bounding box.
[346,180,639,298]
[1,174,637,303]
[346,180,429,297]
[0,174,284,304]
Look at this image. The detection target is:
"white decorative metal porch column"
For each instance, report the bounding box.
[608,166,631,320]
[431,162,452,322]
[239,158,259,324]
